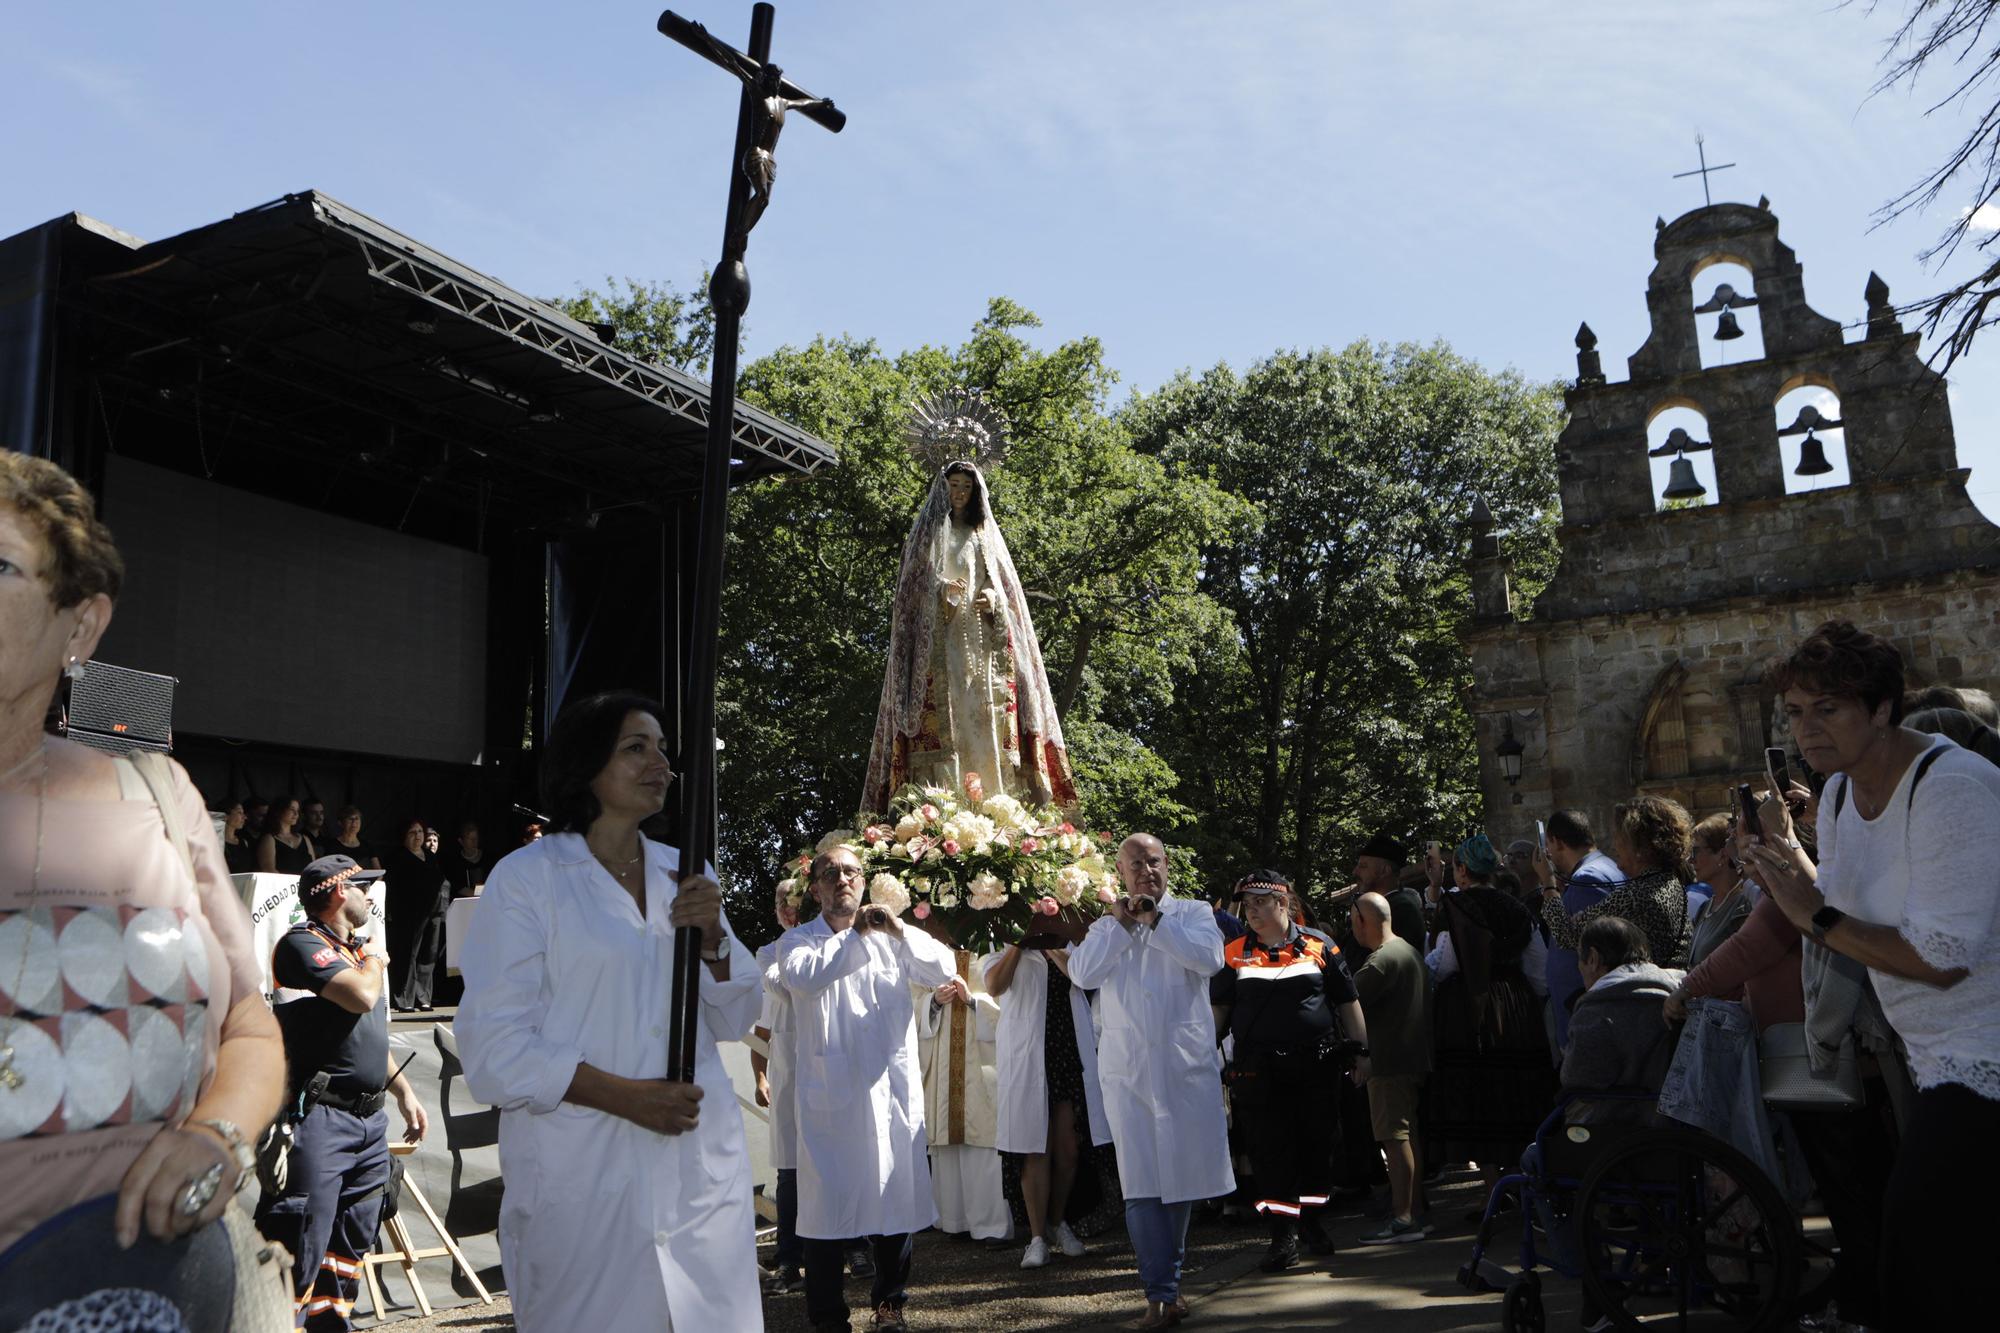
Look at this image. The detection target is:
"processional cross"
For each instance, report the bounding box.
[1673,134,1735,207]
[657,4,844,1082]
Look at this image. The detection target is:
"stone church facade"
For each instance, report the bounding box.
[1464,201,2000,838]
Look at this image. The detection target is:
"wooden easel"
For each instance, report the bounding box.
[359,1143,493,1322]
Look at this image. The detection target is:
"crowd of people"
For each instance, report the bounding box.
[5,454,1999,1333]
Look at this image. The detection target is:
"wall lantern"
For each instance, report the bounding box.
[1496,720,1525,786]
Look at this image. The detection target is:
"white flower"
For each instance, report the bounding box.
[935,890,960,909]
[966,872,1007,911]
[924,846,943,863]
[923,785,952,803]
[867,873,911,916]
[943,812,997,853]
[1054,865,1091,907]
[815,829,856,854]
[980,793,1032,833]
[895,813,924,843]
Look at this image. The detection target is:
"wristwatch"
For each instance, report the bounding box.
[700,937,729,963]
[186,1117,256,1193]
[1810,904,1846,941]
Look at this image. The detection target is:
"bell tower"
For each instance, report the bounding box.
[1460,198,2000,837]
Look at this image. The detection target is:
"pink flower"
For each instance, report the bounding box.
[963,771,985,804]
[1020,837,1040,853]
[943,840,961,856]
[921,803,940,822]
[1095,884,1117,904]
[912,902,931,920]
[1060,822,1076,835]
[1036,897,1060,916]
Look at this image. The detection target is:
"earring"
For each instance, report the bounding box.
[64,656,86,682]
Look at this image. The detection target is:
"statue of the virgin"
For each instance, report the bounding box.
[861,389,1076,815]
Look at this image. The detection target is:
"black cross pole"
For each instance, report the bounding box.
[656,4,842,1082]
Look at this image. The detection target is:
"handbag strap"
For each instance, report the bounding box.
[117,752,195,880]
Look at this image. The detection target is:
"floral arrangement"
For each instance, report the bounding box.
[777,772,1117,954]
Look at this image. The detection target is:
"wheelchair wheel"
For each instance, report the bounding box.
[1501,1271,1545,1333]
[1574,1126,1802,1331]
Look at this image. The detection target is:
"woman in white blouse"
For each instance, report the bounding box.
[1747,622,2000,1333]
[457,692,762,1333]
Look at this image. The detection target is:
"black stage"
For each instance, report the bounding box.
[0,190,835,833]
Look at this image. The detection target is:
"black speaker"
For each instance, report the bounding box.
[66,661,176,756]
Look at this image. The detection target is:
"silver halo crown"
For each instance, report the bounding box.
[904,387,1010,475]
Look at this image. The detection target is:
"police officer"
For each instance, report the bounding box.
[258,855,427,1331]
[1212,870,1371,1273]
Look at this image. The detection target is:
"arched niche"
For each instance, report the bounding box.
[1691,260,1766,370]
[1773,379,1851,494]
[1645,402,1718,510]
[1633,660,1693,782]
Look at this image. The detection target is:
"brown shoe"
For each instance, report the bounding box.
[1125,1303,1174,1331]
[870,1302,908,1330]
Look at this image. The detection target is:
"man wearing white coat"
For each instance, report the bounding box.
[781,843,964,1333]
[456,695,764,1333]
[1067,833,1232,1332]
[752,885,804,1291]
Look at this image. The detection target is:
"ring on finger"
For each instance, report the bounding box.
[177,1162,225,1219]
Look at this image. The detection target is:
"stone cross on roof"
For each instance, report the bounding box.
[1672,134,1736,207]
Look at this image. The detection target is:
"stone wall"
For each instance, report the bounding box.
[1465,570,2000,845]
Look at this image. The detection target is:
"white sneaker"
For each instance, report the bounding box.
[1020,1236,1050,1269]
[1053,1222,1086,1258]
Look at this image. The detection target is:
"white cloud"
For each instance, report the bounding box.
[1962,202,2000,232]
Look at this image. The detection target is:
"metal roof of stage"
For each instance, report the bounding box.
[45,189,835,542]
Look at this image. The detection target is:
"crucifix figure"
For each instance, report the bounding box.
[655,4,843,1084]
[1673,133,1736,207]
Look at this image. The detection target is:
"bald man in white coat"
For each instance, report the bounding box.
[1067,834,1232,1331]
[780,844,963,1332]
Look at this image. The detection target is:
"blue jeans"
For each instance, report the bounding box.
[774,1167,802,1268]
[1123,1197,1193,1304]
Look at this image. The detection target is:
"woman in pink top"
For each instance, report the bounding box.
[0,453,284,1260]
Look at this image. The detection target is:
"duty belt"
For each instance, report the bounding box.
[313,1085,387,1117]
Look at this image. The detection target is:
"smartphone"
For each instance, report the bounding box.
[1737,782,1761,837]
[1765,746,1793,797]
[1535,820,1547,854]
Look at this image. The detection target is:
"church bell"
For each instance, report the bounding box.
[1662,453,1707,501]
[1713,307,1744,341]
[1794,429,1834,477]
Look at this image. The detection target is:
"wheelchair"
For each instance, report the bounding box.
[1456,1093,1834,1332]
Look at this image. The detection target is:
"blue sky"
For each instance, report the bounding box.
[6,0,1995,521]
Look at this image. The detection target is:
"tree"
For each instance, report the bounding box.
[1864,0,2000,367]
[555,276,717,374]
[1123,342,1564,910]
[714,300,1245,938]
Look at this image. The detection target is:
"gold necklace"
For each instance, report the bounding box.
[1,743,48,1093]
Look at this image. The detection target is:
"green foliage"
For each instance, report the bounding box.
[717,300,1243,939]
[1123,342,1564,901]
[554,276,717,374]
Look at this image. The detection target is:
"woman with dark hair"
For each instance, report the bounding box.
[382,816,448,1011]
[457,691,761,1333]
[1684,813,1751,970]
[220,800,255,875]
[1744,621,2000,1332]
[1424,835,1556,1206]
[323,805,379,872]
[1542,794,1694,969]
[254,793,317,873]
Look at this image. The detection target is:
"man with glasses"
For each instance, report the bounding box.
[780,844,964,1333]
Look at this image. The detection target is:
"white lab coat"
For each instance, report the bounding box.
[755,939,798,1170]
[457,834,763,1333]
[1065,894,1233,1204]
[983,947,1113,1153]
[780,915,957,1239]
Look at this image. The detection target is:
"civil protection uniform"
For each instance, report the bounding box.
[259,922,393,1332]
[779,914,958,1327]
[456,835,763,1333]
[1066,893,1232,1305]
[1213,925,1358,1232]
